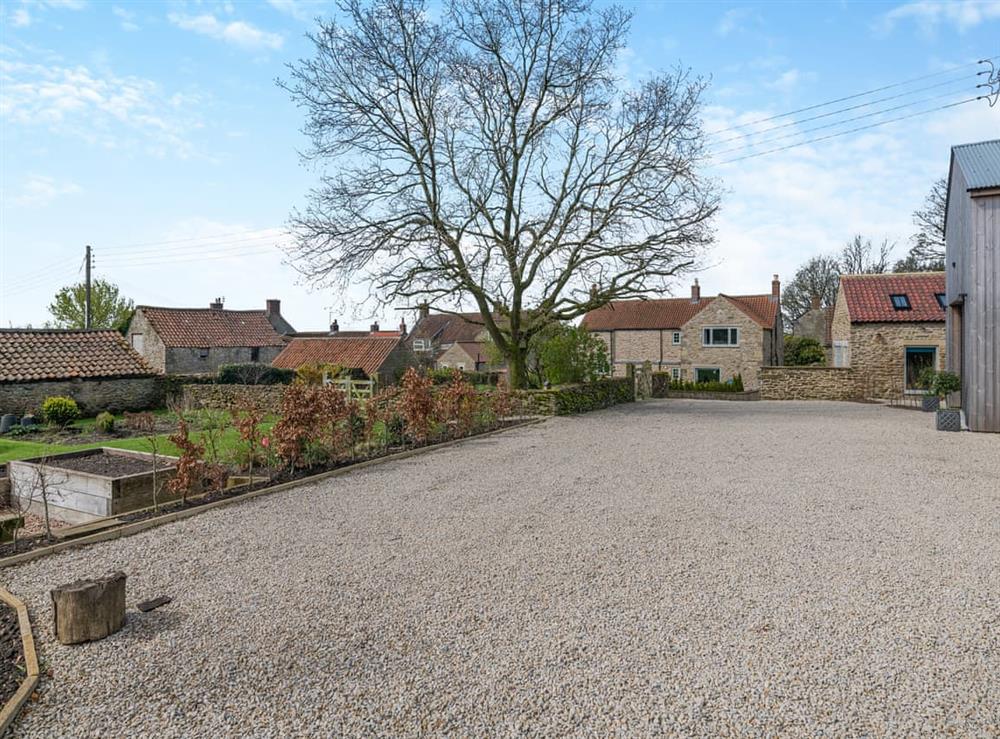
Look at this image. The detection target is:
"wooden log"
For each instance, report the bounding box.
[50,571,126,645]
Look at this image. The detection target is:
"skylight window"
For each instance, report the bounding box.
[935,293,947,309]
[890,294,911,311]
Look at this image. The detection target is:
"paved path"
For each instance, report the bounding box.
[5,401,999,737]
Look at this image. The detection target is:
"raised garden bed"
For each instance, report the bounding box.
[8,448,180,526]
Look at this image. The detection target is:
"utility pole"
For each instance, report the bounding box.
[85,244,92,329]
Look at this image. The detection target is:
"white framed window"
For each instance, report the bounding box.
[413,338,429,351]
[702,327,739,346]
[672,331,681,345]
[671,367,680,380]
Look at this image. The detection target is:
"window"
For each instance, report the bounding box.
[702,327,739,346]
[833,340,850,368]
[250,347,260,362]
[198,347,210,359]
[413,338,429,351]
[695,367,721,383]
[890,294,911,310]
[130,333,144,353]
[905,347,937,393]
[935,293,947,310]
[671,367,680,380]
[672,331,681,345]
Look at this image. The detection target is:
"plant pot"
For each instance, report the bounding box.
[936,408,962,432]
[921,395,940,412]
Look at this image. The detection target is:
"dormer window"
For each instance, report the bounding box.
[935,293,946,309]
[890,294,911,311]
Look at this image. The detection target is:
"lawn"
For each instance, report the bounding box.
[0,413,275,465]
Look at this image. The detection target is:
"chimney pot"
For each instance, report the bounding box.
[210,298,224,310]
[419,303,430,320]
[370,321,380,332]
[330,319,339,334]
[266,299,280,316]
[690,278,701,304]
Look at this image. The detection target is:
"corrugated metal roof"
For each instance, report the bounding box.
[952,139,1000,191]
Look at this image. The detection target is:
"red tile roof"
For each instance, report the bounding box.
[840,273,945,323]
[139,306,286,348]
[0,330,157,383]
[581,294,779,331]
[272,336,401,377]
[409,312,489,344]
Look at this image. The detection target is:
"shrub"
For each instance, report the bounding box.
[930,370,961,398]
[217,363,295,386]
[95,411,115,433]
[167,417,205,505]
[231,394,266,477]
[784,336,826,366]
[428,368,502,387]
[42,396,80,427]
[434,371,479,437]
[535,325,610,386]
[271,384,325,469]
[669,374,745,393]
[295,362,346,386]
[400,367,434,443]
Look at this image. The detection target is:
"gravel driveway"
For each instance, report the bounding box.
[4,400,999,737]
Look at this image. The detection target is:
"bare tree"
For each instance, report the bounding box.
[13,453,67,543]
[895,177,947,271]
[281,0,720,387]
[781,255,840,323]
[123,412,163,512]
[839,235,893,275]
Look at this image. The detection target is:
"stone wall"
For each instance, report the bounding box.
[0,376,165,416]
[165,346,283,375]
[181,384,287,413]
[760,366,861,400]
[849,322,946,399]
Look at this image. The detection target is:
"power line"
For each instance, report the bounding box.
[704,55,996,138]
[103,248,282,268]
[713,95,983,166]
[97,233,289,260]
[97,226,287,252]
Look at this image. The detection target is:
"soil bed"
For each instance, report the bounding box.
[46,451,174,477]
[0,599,24,711]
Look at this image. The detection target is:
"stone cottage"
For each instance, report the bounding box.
[407,306,502,370]
[830,273,946,398]
[0,329,160,414]
[272,335,417,387]
[581,276,784,390]
[127,299,294,374]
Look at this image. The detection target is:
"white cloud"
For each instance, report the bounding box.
[0,58,203,157]
[168,13,284,50]
[112,6,139,32]
[10,8,31,26]
[767,69,802,93]
[879,0,1000,34]
[717,8,753,36]
[11,175,82,207]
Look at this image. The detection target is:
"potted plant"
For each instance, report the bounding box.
[931,371,962,432]
[917,367,940,412]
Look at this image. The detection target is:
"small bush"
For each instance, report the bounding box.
[95,411,115,433]
[669,374,745,393]
[217,363,295,386]
[42,396,80,427]
[784,336,826,366]
[428,368,502,387]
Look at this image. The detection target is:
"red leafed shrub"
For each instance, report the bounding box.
[232,393,265,478]
[271,384,326,468]
[435,370,479,437]
[167,417,205,505]
[317,385,354,460]
[400,367,434,443]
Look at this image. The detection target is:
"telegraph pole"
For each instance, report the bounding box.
[85,245,92,329]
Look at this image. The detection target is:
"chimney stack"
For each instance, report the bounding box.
[771,274,781,303]
[810,294,821,310]
[690,279,701,304]
[329,319,339,334]
[265,299,280,316]
[419,303,430,320]
[370,321,380,333]
[209,298,224,310]
[399,320,407,336]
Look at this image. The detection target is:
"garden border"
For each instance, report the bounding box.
[0,418,544,569]
[0,587,39,735]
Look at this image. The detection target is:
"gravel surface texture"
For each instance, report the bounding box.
[3,400,999,737]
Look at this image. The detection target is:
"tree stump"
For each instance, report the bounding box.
[50,572,127,645]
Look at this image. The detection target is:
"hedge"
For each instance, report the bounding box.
[517,377,634,416]
[428,369,503,386]
[217,364,296,386]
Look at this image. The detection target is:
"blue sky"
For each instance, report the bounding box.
[2,0,998,331]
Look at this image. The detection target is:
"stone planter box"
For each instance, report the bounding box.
[8,449,180,525]
[935,408,962,432]
[921,395,940,412]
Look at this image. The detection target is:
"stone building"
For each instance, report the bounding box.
[272,335,417,387]
[126,299,294,375]
[0,329,161,415]
[436,341,498,372]
[407,307,503,370]
[581,276,784,390]
[831,273,946,398]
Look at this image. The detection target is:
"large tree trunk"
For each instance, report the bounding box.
[50,572,127,645]
[507,345,530,389]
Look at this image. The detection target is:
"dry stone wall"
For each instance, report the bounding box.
[760,367,861,400]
